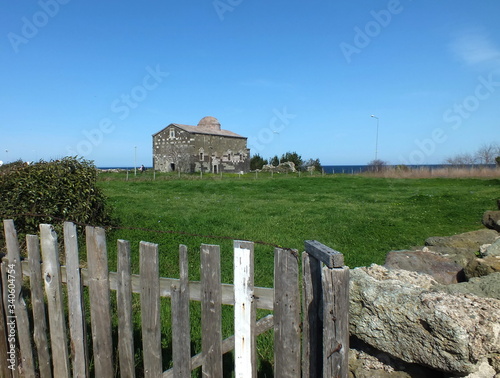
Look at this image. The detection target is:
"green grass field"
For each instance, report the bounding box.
[99,173,499,273]
[96,172,499,376]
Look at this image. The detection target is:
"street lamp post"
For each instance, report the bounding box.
[370,115,379,161]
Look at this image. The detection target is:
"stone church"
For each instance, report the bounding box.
[152,116,250,173]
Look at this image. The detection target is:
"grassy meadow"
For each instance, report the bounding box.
[98,171,499,275]
[93,171,499,376]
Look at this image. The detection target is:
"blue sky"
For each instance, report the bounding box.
[1,0,500,167]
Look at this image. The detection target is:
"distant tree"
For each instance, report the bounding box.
[250,154,268,170]
[280,151,303,171]
[444,153,477,166]
[367,159,388,172]
[475,143,500,164]
[269,155,280,166]
[303,158,322,172]
[496,156,500,167]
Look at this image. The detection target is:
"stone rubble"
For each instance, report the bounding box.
[347,203,500,377]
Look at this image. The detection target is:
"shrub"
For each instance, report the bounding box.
[250,154,268,170]
[0,157,114,241]
[367,159,388,172]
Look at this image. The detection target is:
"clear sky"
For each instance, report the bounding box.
[1,0,500,167]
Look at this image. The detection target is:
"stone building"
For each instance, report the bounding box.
[152,116,250,173]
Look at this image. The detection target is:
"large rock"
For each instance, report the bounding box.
[425,229,500,252]
[465,256,500,278]
[481,238,500,257]
[483,211,500,232]
[349,265,500,375]
[420,245,478,269]
[436,272,500,300]
[384,249,465,284]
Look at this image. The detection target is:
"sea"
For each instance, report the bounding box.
[100,164,497,174]
[321,164,497,174]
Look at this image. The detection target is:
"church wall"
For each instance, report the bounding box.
[153,125,250,173]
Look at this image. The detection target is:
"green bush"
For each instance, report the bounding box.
[0,157,114,241]
[250,154,268,170]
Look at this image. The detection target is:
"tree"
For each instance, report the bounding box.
[475,143,500,164]
[367,159,388,172]
[269,155,280,166]
[496,156,500,167]
[303,158,322,172]
[250,154,268,170]
[280,151,303,171]
[445,153,477,166]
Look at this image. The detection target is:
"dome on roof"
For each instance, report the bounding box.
[197,116,221,131]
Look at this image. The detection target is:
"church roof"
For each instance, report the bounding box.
[153,116,246,139]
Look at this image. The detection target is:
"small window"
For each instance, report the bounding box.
[200,152,204,161]
[169,128,175,138]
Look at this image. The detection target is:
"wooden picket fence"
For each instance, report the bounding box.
[0,219,349,377]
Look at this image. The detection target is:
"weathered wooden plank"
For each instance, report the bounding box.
[322,265,350,378]
[301,251,323,378]
[171,244,191,377]
[201,244,222,377]
[3,220,36,377]
[140,241,162,378]
[117,239,136,378]
[304,240,344,268]
[40,223,71,377]
[163,314,275,378]
[274,247,301,377]
[86,226,113,378]
[20,262,275,310]
[0,260,13,378]
[234,240,256,378]
[64,222,89,378]
[1,262,17,378]
[26,234,52,378]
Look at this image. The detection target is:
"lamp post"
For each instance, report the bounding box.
[134,146,137,176]
[370,115,379,161]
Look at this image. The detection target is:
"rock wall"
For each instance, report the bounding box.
[347,205,500,377]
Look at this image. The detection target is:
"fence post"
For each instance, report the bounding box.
[234,240,256,378]
[303,240,349,378]
[40,224,71,377]
[86,226,114,378]
[140,241,162,378]
[0,262,12,378]
[274,247,301,377]
[27,234,52,378]
[322,264,349,377]
[3,220,36,377]
[171,244,191,377]
[117,240,136,378]
[201,244,223,377]
[64,222,89,378]
[302,251,323,378]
